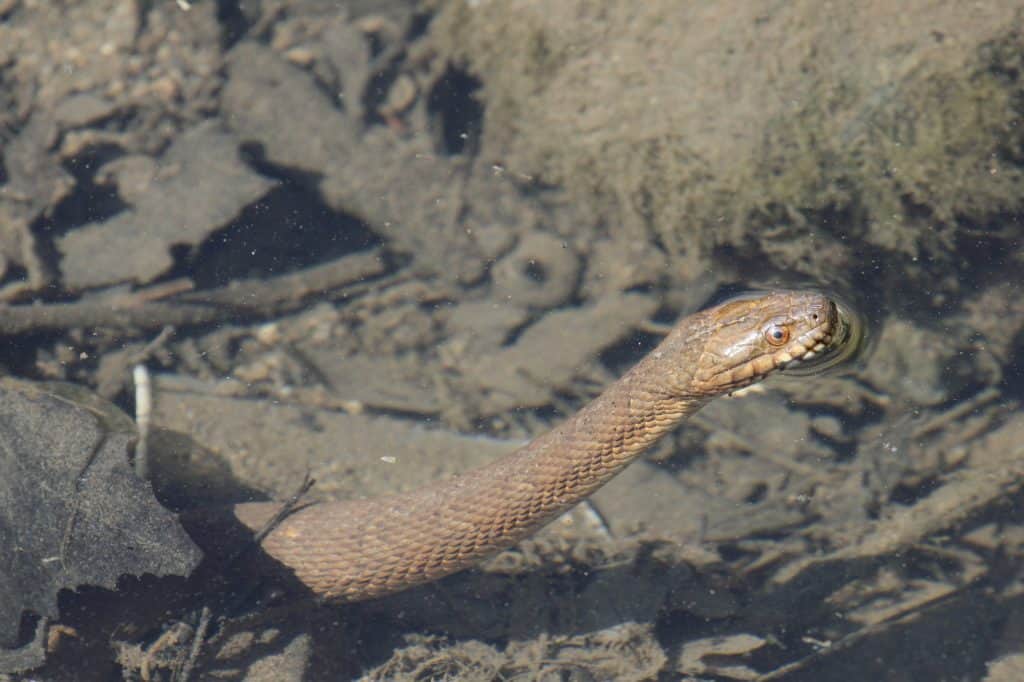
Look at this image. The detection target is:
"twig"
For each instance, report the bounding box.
[250,474,317,547]
[0,248,388,335]
[133,364,153,480]
[175,606,212,682]
[910,386,1001,440]
[226,473,317,566]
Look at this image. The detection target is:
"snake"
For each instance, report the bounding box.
[195,290,849,602]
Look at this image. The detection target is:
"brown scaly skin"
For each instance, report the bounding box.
[223,291,843,602]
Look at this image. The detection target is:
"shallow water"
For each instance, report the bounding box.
[1,1,1022,680]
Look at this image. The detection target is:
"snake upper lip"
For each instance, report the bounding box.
[777,327,835,371]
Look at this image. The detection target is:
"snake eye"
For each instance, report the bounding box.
[765,324,790,346]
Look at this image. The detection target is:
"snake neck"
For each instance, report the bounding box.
[237,352,706,602]
[484,363,703,515]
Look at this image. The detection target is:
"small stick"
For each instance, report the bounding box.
[133,364,153,480]
[0,249,387,335]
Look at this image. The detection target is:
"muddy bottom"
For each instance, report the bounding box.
[1,1,1023,680]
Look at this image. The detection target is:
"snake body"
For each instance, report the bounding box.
[214,291,842,602]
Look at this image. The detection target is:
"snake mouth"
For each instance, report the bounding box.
[775,298,863,376]
[773,329,835,371]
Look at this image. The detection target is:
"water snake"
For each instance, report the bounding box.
[194,290,850,602]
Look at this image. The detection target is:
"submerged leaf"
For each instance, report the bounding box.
[0,379,200,667]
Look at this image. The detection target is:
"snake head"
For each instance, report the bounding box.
[679,291,846,397]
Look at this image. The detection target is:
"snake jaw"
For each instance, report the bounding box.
[773,326,835,371]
